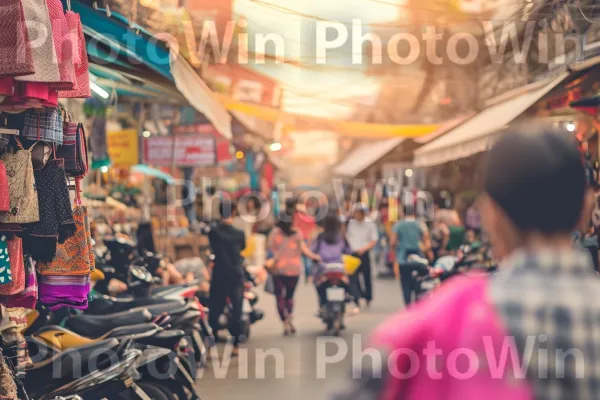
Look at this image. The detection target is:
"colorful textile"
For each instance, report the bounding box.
[0,237,24,295]
[0,142,39,224]
[39,274,89,310]
[38,206,92,276]
[15,0,60,83]
[57,11,90,98]
[46,0,75,90]
[21,107,64,145]
[0,237,10,285]
[0,0,34,78]
[0,161,9,212]
[23,159,75,262]
[2,258,37,309]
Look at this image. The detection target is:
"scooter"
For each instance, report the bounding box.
[317,263,348,336]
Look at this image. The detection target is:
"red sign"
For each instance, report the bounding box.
[143,135,216,167]
[173,124,232,163]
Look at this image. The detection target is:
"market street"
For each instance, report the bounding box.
[198,276,402,399]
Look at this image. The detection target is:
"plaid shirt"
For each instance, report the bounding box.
[333,247,600,400]
[490,248,600,400]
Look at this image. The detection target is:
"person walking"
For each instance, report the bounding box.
[333,125,599,400]
[267,211,320,335]
[345,203,378,308]
[390,205,424,306]
[207,200,246,356]
[292,199,318,283]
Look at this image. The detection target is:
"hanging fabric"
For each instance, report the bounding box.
[37,206,91,276]
[2,258,37,309]
[56,113,87,177]
[0,0,35,78]
[0,139,39,224]
[0,237,24,295]
[0,237,10,285]
[46,0,75,91]
[57,11,90,98]
[0,161,9,212]
[23,159,75,262]
[39,274,90,310]
[15,0,60,84]
[21,108,64,145]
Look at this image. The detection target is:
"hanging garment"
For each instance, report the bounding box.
[38,206,91,276]
[0,161,8,212]
[2,258,37,309]
[0,237,10,285]
[46,0,75,90]
[0,141,39,224]
[21,107,64,145]
[0,237,24,295]
[0,354,17,400]
[15,0,60,84]
[83,206,95,271]
[23,159,75,262]
[57,11,90,98]
[0,0,34,79]
[0,78,13,96]
[39,274,89,310]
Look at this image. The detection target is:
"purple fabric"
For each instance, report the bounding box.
[2,259,37,309]
[39,274,89,310]
[310,235,350,264]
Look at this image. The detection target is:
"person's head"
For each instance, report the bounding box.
[479,124,594,259]
[276,211,295,236]
[404,205,416,218]
[353,203,368,221]
[219,200,237,222]
[322,213,342,244]
[285,197,298,214]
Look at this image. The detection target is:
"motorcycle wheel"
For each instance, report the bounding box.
[137,381,173,400]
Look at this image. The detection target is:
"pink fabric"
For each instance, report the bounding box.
[46,0,75,90]
[371,275,533,400]
[58,11,89,98]
[0,0,35,78]
[293,211,316,241]
[0,78,13,96]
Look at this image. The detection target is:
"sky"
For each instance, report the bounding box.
[234,0,405,118]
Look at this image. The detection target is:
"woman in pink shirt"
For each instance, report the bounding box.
[293,202,318,282]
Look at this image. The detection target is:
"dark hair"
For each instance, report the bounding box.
[276,211,295,236]
[285,197,298,212]
[322,213,342,244]
[404,204,415,217]
[483,125,586,235]
[219,200,236,219]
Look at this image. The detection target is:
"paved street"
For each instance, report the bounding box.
[197,277,403,399]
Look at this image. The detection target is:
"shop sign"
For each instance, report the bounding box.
[143,134,216,167]
[107,129,139,168]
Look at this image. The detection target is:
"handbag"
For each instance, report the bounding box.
[73,123,89,177]
[56,110,87,177]
[0,139,39,224]
[37,206,91,276]
[264,273,275,295]
[0,238,24,295]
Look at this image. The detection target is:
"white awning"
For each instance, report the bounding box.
[413,72,569,168]
[170,54,232,140]
[333,138,404,177]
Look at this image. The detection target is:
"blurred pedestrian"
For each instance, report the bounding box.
[266,211,320,335]
[345,203,378,308]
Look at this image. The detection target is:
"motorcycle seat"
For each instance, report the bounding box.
[26,338,120,386]
[86,294,185,314]
[130,300,192,317]
[33,323,161,350]
[65,309,153,338]
[136,328,185,348]
[151,282,198,296]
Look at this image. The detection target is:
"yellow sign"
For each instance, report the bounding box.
[107,129,139,168]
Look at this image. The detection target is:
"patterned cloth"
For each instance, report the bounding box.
[39,274,89,310]
[489,248,600,400]
[46,0,76,90]
[15,0,60,83]
[38,206,92,276]
[0,237,24,295]
[21,107,64,145]
[57,11,90,98]
[0,237,10,285]
[23,159,75,262]
[2,257,37,309]
[0,0,34,78]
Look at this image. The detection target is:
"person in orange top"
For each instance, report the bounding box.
[291,199,318,283]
